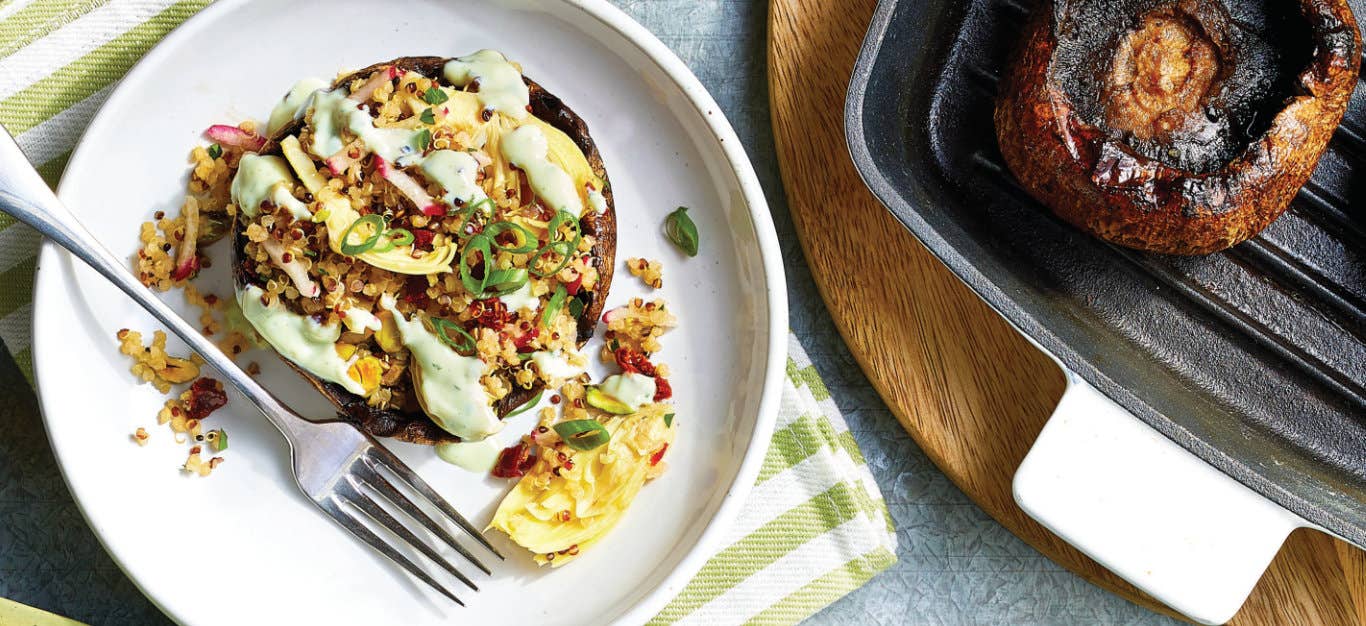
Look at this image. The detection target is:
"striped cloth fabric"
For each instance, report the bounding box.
[0,1,898,624]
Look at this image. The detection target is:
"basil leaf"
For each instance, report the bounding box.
[553,419,611,451]
[415,128,432,151]
[567,297,585,319]
[207,143,223,160]
[664,206,699,257]
[419,108,436,125]
[664,413,675,427]
[423,86,449,105]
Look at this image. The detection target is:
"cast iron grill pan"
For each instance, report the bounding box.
[847,0,1366,544]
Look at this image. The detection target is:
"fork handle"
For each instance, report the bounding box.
[0,125,311,446]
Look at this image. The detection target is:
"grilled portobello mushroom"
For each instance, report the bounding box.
[995,0,1360,255]
[231,54,615,445]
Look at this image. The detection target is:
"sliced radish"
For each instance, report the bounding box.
[348,66,402,102]
[204,124,266,152]
[171,198,200,281]
[261,238,321,298]
[324,139,369,175]
[374,156,441,215]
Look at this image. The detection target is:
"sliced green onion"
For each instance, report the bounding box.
[529,241,575,278]
[459,234,494,295]
[385,228,415,247]
[665,206,699,256]
[423,86,449,105]
[485,221,538,253]
[554,419,611,451]
[419,108,436,125]
[664,413,675,427]
[207,143,223,160]
[340,214,386,255]
[541,285,567,328]
[452,197,495,236]
[548,210,582,244]
[504,390,544,418]
[486,268,529,296]
[430,317,476,354]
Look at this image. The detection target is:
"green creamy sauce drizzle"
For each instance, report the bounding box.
[501,125,584,217]
[230,154,312,220]
[381,297,502,441]
[237,285,363,395]
[442,50,530,120]
[598,373,657,411]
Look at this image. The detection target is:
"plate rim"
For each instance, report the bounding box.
[30,0,789,622]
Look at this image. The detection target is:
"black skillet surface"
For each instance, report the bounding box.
[845,0,1366,545]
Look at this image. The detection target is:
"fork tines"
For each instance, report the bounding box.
[317,448,504,605]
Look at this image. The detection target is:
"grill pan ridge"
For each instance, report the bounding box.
[847,0,1366,544]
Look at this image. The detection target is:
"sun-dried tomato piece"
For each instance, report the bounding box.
[411,228,436,251]
[649,443,669,466]
[652,377,673,402]
[185,377,228,420]
[492,441,537,478]
[614,348,657,377]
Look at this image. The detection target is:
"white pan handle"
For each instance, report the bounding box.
[1013,371,1308,625]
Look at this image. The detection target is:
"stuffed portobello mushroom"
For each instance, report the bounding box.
[227,52,615,446]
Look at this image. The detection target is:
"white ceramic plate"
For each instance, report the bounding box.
[30,1,785,623]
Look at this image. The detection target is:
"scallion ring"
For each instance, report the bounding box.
[541,284,567,328]
[459,234,494,295]
[452,197,495,237]
[553,419,611,451]
[485,221,538,254]
[529,241,576,278]
[547,210,581,244]
[430,317,476,355]
[485,268,529,296]
[340,214,386,255]
[370,228,415,253]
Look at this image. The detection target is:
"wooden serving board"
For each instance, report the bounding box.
[766,0,1366,623]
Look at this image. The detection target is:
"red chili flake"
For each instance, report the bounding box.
[411,228,437,251]
[556,510,571,522]
[185,378,228,420]
[614,348,657,377]
[204,294,219,305]
[550,395,561,405]
[467,299,512,329]
[649,443,669,466]
[401,276,430,306]
[492,441,537,478]
[512,327,539,350]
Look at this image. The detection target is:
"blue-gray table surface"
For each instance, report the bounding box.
[0,1,1182,623]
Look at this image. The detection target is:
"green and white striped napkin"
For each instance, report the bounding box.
[0,2,897,623]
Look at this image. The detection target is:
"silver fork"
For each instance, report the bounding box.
[0,127,501,604]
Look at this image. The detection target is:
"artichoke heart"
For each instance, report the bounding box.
[322,198,457,274]
[490,405,675,566]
